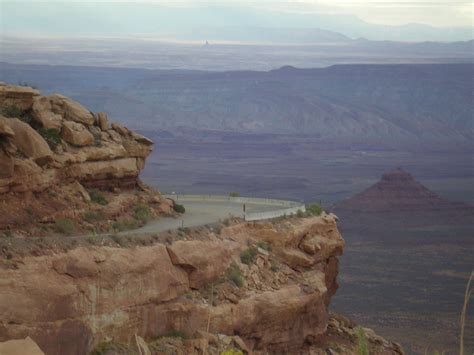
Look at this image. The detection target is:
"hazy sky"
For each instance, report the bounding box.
[6,0,471,27]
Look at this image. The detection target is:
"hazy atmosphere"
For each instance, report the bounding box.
[0,1,473,355]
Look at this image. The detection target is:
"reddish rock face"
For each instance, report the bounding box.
[0,83,153,194]
[0,215,346,355]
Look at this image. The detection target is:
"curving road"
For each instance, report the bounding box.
[132,198,290,235]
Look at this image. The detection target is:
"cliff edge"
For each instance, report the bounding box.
[0,83,173,234]
[0,215,403,355]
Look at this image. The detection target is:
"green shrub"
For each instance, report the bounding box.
[133,203,151,222]
[1,105,23,118]
[257,241,271,251]
[221,349,244,355]
[38,128,61,149]
[89,190,108,205]
[296,209,305,218]
[356,326,369,355]
[54,218,75,235]
[229,192,240,197]
[1,105,32,124]
[90,341,128,355]
[83,211,104,223]
[240,246,258,265]
[173,203,186,214]
[270,263,279,272]
[25,207,35,217]
[112,218,138,232]
[166,329,186,339]
[307,203,323,216]
[226,262,243,287]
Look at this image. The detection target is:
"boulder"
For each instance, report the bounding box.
[0,83,40,110]
[49,94,95,125]
[0,116,15,137]
[6,118,52,165]
[9,159,56,193]
[62,121,95,147]
[122,138,153,158]
[97,112,109,131]
[0,337,45,355]
[167,240,238,289]
[31,96,63,130]
[111,122,129,136]
[131,131,154,145]
[0,150,13,178]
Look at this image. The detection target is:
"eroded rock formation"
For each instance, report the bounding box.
[0,83,169,233]
[333,167,474,233]
[0,82,153,194]
[0,214,403,354]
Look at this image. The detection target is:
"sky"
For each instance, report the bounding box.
[4,0,471,27]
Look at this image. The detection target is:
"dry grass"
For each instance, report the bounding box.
[460,271,473,355]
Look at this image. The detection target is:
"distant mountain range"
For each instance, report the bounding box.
[2,3,472,42]
[0,62,472,150]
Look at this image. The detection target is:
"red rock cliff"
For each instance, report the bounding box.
[0,215,342,354]
[0,82,153,194]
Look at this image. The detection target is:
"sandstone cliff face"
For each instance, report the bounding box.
[0,215,338,354]
[0,82,153,194]
[0,83,168,234]
[0,215,403,355]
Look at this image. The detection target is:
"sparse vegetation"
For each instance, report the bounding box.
[1,105,24,118]
[90,341,129,355]
[257,241,271,251]
[1,105,33,124]
[221,349,244,355]
[460,271,473,355]
[15,148,26,158]
[25,207,34,218]
[240,245,258,265]
[89,189,108,205]
[133,203,151,222]
[54,218,75,235]
[83,211,105,223]
[112,218,139,232]
[296,209,305,218]
[38,128,61,149]
[165,329,187,339]
[270,262,279,272]
[229,192,240,197]
[226,262,244,287]
[86,236,98,245]
[173,203,186,214]
[307,203,323,216]
[356,326,369,355]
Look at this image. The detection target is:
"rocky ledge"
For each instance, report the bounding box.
[0,83,172,233]
[0,214,403,355]
[0,82,153,193]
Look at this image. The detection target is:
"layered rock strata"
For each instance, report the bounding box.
[0,83,153,194]
[0,214,404,354]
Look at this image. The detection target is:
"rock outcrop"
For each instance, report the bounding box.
[0,82,153,194]
[0,214,403,355]
[333,168,474,233]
